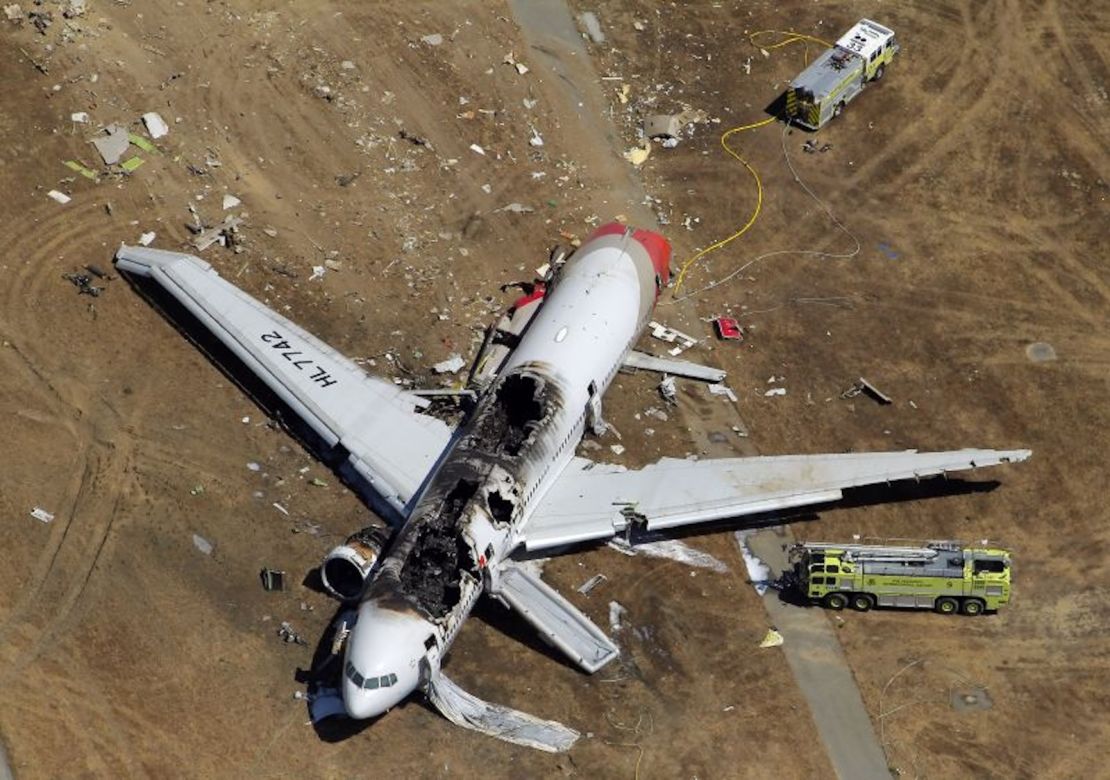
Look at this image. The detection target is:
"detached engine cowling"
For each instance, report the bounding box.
[320,526,389,602]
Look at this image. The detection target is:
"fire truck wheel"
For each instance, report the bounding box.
[850,593,875,612]
[874,64,886,81]
[823,592,848,610]
[961,598,985,616]
[935,597,959,615]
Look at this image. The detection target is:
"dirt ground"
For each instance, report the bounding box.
[0,0,1106,778]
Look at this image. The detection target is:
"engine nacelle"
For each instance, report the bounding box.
[320,526,389,602]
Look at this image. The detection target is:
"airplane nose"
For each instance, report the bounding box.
[340,600,433,719]
[343,681,380,720]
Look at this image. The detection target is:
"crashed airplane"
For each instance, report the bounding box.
[115,224,1029,750]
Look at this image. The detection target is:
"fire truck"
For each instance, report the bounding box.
[786,19,900,130]
[788,540,1012,615]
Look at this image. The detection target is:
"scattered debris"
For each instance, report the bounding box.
[46,189,71,204]
[4,5,22,25]
[192,534,213,555]
[608,601,627,632]
[70,111,89,124]
[138,231,156,246]
[469,143,486,156]
[623,350,726,382]
[802,140,832,154]
[503,52,529,75]
[277,621,307,645]
[192,214,242,251]
[62,271,102,296]
[310,477,328,487]
[764,387,787,397]
[421,33,444,46]
[528,126,544,147]
[576,573,607,596]
[259,568,287,592]
[648,320,698,356]
[30,506,54,524]
[398,128,432,149]
[1026,342,1057,363]
[91,123,131,165]
[62,0,85,19]
[272,502,289,515]
[643,108,709,143]
[310,265,326,280]
[221,194,241,210]
[190,484,205,496]
[840,377,892,405]
[714,317,744,341]
[876,242,901,260]
[141,111,169,139]
[84,264,109,280]
[609,444,625,456]
[759,628,784,648]
[708,383,738,402]
[433,354,466,374]
[63,160,98,180]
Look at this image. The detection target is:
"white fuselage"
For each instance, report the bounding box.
[341,225,667,718]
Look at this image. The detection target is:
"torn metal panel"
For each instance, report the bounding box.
[91,123,130,165]
[426,672,580,753]
[841,377,892,405]
[622,349,726,383]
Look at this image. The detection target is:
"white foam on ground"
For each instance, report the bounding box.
[608,536,729,573]
[734,531,772,594]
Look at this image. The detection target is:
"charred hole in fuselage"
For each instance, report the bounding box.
[487,490,514,526]
[399,478,479,619]
[495,373,546,455]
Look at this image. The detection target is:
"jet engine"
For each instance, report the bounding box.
[320,526,390,602]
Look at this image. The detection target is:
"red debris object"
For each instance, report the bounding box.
[714,317,744,341]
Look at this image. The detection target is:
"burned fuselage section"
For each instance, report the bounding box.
[366,364,565,625]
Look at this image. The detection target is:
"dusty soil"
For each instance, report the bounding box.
[0,0,1105,778]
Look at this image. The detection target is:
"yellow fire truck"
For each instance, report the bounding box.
[788,540,1012,615]
[786,19,900,130]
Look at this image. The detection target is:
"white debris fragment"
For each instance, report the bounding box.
[648,320,698,356]
[764,387,787,397]
[578,11,605,44]
[46,190,71,204]
[91,124,131,165]
[4,5,23,24]
[469,143,486,156]
[70,111,89,124]
[529,127,544,147]
[659,374,677,404]
[610,444,625,456]
[142,111,169,139]
[433,354,466,374]
[30,506,55,524]
[496,202,534,215]
[708,383,738,402]
[310,265,326,280]
[623,142,651,166]
[272,502,289,516]
[192,534,214,555]
[608,601,627,632]
[421,33,444,46]
[522,98,538,110]
[246,462,261,472]
[222,193,241,210]
[138,231,156,246]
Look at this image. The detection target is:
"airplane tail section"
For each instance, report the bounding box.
[491,563,619,674]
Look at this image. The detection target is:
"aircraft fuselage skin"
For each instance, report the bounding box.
[341,224,670,718]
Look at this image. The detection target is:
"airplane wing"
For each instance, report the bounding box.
[115,246,453,517]
[521,449,1031,552]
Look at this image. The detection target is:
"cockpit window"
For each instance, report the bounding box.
[364,676,379,690]
[345,661,364,688]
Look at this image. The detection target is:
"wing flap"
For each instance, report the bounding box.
[523,449,1030,552]
[116,246,452,514]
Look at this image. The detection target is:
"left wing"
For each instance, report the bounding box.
[521,449,1030,552]
[116,245,454,518]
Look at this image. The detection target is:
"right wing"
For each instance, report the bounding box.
[116,246,453,517]
[522,449,1030,552]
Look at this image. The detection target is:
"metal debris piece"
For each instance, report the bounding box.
[141,111,169,139]
[648,320,698,356]
[577,573,607,596]
[278,621,307,645]
[63,160,98,180]
[608,601,627,632]
[622,142,651,166]
[433,354,466,374]
[46,190,71,204]
[138,231,156,246]
[70,111,89,123]
[840,377,892,405]
[221,193,241,210]
[622,350,726,383]
[708,383,738,402]
[714,317,744,341]
[91,123,130,165]
[30,506,54,524]
[192,534,213,555]
[192,214,242,251]
[259,568,287,592]
[495,202,534,214]
[609,444,625,456]
[658,374,677,404]
[764,387,786,397]
[577,11,605,44]
[950,686,994,712]
[421,33,444,46]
